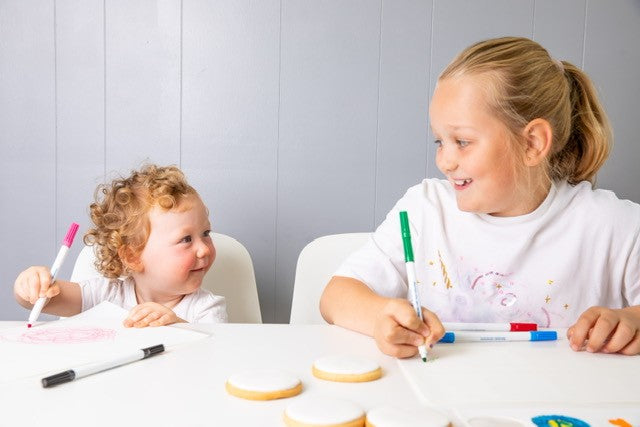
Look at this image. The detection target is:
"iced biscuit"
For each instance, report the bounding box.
[284,396,365,427]
[312,355,382,382]
[225,369,302,400]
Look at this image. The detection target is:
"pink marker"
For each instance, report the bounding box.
[27,223,80,328]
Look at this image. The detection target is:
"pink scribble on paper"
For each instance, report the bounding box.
[15,327,116,344]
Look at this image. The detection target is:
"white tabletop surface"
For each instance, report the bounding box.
[1,322,639,427]
[0,322,432,426]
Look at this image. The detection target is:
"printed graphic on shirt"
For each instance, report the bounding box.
[424,251,571,327]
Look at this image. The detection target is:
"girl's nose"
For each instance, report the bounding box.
[438,144,458,172]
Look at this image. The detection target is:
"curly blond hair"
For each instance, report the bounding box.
[83,164,198,278]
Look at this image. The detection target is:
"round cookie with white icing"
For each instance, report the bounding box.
[312,355,382,382]
[284,396,365,427]
[365,405,451,427]
[225,369,302,400]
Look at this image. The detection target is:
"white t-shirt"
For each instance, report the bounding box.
[335,179,640,328]
[79,276,228,323]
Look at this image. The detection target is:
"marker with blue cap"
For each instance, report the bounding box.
[439,330,558,343]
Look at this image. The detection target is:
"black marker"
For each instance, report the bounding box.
[42,344,165,388]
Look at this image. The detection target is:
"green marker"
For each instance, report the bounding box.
[400,211,428,362]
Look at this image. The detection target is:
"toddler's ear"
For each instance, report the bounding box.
[119,246,144,273]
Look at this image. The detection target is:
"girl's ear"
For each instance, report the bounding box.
[522,118,553,167]
[119,246,144,273]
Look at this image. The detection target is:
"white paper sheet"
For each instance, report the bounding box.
[0,302,208,383]
[397,332,640,407]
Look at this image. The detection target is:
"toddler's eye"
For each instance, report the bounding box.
[457,140,470,147]
[203,230,211,238]
[180,236,192,243]
[434,139,442,147]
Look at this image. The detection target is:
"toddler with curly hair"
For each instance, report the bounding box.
[14,164,227,326]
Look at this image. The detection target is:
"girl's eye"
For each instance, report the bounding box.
[180,236,192,243]
[457,140,470,147]
[434,139,442,147]
[203,230,211,238]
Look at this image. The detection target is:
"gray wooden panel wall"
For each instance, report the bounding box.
[1,0,639,323]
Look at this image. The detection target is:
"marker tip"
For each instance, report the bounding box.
[422,357,427,363]
[27,324,32,328]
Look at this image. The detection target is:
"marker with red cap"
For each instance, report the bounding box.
[442,322,537,332]
[27,222,80,328]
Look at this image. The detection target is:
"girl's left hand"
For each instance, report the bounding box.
[124,302,183,328]
[567,306,640,355]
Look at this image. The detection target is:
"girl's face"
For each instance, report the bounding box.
[430,75,533,217]
[135,194,215,299]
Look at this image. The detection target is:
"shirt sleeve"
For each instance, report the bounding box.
[623,226,640,307]
[78,277,112,312]
[334,188,425,299]
[191,290,228,323]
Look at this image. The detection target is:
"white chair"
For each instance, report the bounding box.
[289,232,371,324]
[70,233,262,324]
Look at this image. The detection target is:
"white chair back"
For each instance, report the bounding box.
[70,233,262,324]
[289,232,371,324]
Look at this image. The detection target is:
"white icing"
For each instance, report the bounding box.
[227,370,300,392]
[285,396,364,424]
[366,405,450,427]
[313,355,379,375]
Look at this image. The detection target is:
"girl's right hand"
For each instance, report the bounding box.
[372,298,445,358]
[13,266,61,305]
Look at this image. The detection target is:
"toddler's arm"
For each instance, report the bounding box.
[13,266,82,317]
[567,305,640,355]
[320,276,444,358]
[123,302,187,328]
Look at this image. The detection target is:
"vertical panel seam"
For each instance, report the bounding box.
[274,0,283,323]
[581,0,588,70]
[426,0,435,178]
[373,0,382,228]
[54,0,58,247]
[103,0,107,179]
[179,0,183,167]
[531,0,536,39]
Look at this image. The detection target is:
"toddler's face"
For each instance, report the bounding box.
[137,194,215,298]
[430,74,534,217]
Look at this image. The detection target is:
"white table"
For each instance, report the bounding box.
[1,322,639,426]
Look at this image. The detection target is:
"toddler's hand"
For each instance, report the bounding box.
[567,306,640,355]
[124,302,180,328]
[13,266,61,305]
[372,298,445,358]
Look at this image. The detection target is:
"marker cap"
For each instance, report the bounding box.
[511,322,537,331]
[142,344,165,359]
[439,332,455,343]
[530,331,557,341]
[42,370,76,388]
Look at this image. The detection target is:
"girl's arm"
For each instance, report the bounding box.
[320,276,444,358]
[14,266,82,317]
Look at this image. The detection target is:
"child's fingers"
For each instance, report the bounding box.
[44,284,61,299]
[123,305,154,327]
[133,311,161,328]
[618,331,640,356]
[421,308,445,346]
[390,301,429,336]
[36,269,52,296]
[601,320,639,354]
[148,313,173,327]
[568,307,600,351]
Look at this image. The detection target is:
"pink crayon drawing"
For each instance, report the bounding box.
[2,327,116,344]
